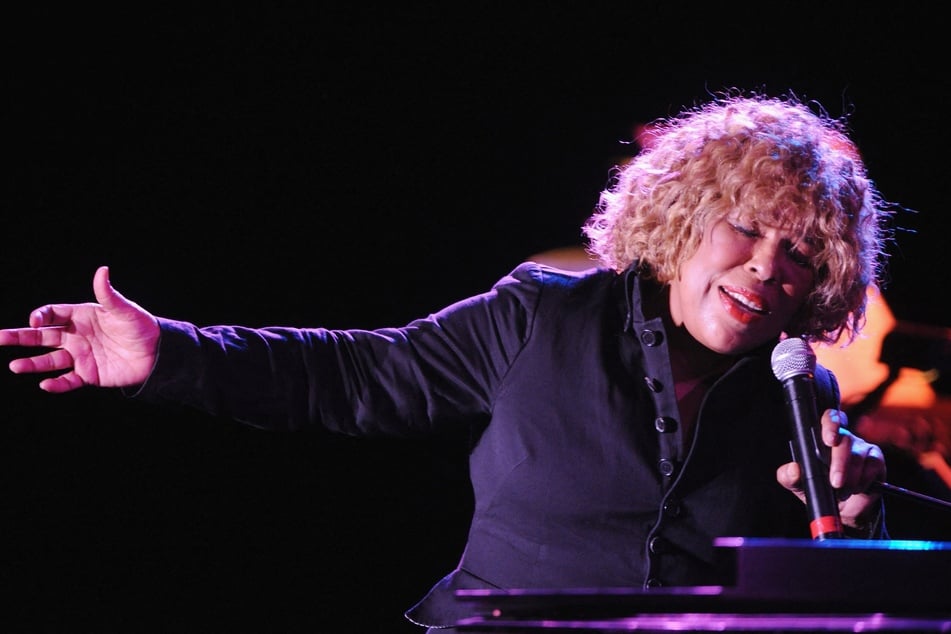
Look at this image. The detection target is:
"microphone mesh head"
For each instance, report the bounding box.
[771,337,816,381]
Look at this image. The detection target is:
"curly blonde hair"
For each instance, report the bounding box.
[583,91,892,344]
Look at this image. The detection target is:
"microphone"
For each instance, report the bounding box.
[771,337,845,540]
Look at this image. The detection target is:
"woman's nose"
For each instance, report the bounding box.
[746,240,781,282]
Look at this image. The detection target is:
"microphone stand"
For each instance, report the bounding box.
[871,480,951,512]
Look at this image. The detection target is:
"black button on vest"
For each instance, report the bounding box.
[654,416,677,433]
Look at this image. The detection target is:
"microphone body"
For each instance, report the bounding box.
[771,338,845,540]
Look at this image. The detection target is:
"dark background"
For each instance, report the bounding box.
[3,4,950,632]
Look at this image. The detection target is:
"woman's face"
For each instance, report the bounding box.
[668,213,816,354]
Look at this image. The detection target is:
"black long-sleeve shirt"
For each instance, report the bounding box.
[133,262,874,630]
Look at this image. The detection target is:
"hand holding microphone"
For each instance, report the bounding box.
[771,337,846,540]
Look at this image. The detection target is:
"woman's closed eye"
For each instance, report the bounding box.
[784,244,814,269]
[729,221,814,269]
[728,221,758,238]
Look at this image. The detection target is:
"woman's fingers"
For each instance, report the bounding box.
[0,325,66,350]
[9,346,74,375]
